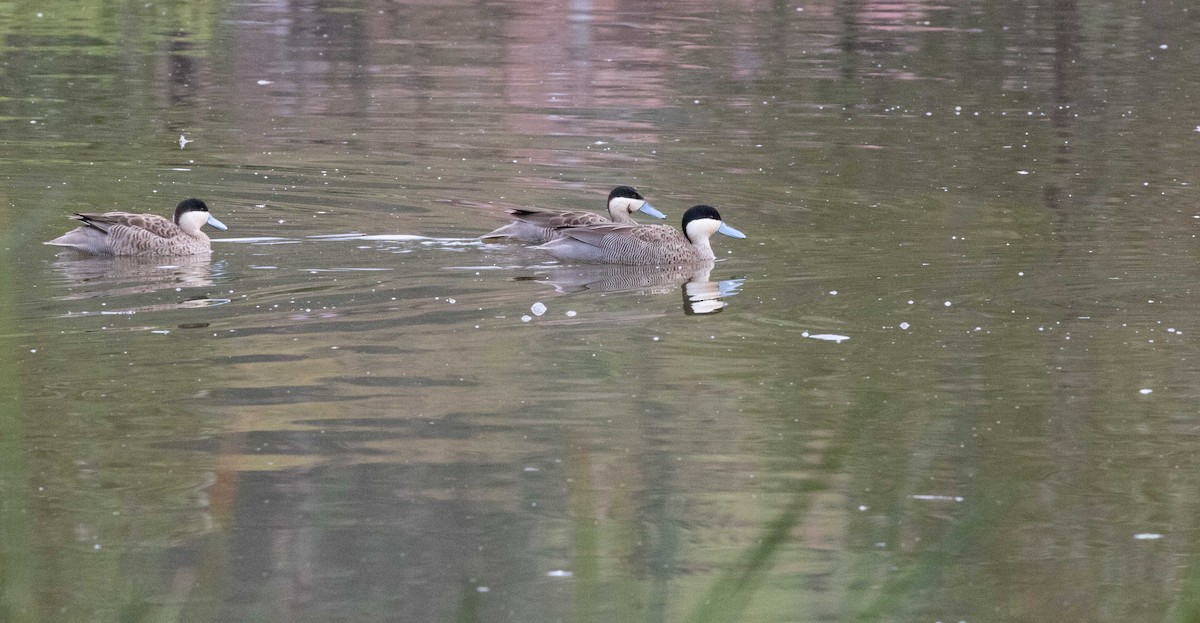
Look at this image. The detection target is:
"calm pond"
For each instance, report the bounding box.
[3,1,1200,621]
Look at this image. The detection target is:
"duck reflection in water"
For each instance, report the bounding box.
[527,263,745,314]
[51,254,220,303]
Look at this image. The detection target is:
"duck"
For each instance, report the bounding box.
[481,185,665,243]
[534,204,745,266]
[44,198,228,256]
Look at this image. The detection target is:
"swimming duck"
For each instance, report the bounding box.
[482,185,665,243]
[44,198,228,256]
[534,204,745,265]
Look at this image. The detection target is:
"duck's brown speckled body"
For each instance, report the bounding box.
[44,198,228,256]
[482,185,664,243]
[535,204,745,266]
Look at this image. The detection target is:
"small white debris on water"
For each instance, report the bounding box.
[523,466,539,472]
[944,301,952,307]
[565,310,577,317]
[179,134,191,149]
[1018,170,1030,175]
[521,315,532,323]
[256,79,273,85]
[802,332,850,343]
[151,330,170,335]
[531,302,547,316]
[899,322,910,330]
[1134,533,1163,540]
[1159,43,1169,50]
[858,505,868,511]
[1139,388,1153,395]
[29,349,36,353]
[907,300,914,305]
[829,290,838,295]
[445,298,456,304]
[912,494,964,502]
[476,586,490,593]
[546,570,573,577]
[652,336,660,341]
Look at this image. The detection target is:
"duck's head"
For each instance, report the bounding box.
[174,198,228,232]
[608,185,666,220]
[682,205,746,243]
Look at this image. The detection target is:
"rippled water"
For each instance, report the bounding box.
[4,1,1200,621]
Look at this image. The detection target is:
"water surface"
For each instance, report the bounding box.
[4,1,1200,622]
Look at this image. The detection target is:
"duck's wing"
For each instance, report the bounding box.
[74,212,180,238]
[540,223,682,264]
[557,223,676,245]
[483,208,612,242]
[508,208,608,229]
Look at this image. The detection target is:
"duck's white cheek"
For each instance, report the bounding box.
[610,198,637,214]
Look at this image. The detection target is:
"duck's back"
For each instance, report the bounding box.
[540,223,701,265]
[483,208,621,243]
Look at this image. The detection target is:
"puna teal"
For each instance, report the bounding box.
[44,198,228,256]
[482,185,665,243]
[534,204,745,265]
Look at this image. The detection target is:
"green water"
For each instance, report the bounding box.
[3,1,1200,621]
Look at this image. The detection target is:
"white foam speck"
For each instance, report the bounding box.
[1139,388,1153,395]
[521,315,532,323]
[546,570,573,577]
[1134,533,1163,540]
[256,79,273,85]
[565,310,577,317]
[805,333,850,344]
[912,494,964,502]
[531,302,547,316]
